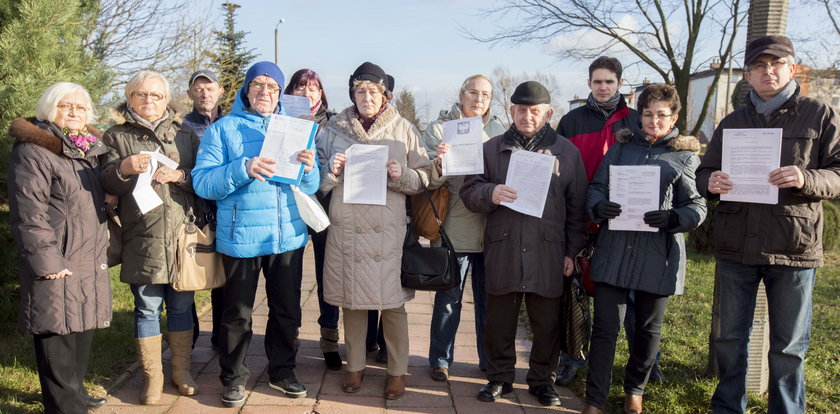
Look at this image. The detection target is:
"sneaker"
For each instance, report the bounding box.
[429,367,448,382]
[269,375,307,398]
[221,384,246,407]
[554,364,580,386]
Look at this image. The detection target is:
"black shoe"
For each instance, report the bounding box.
[554,363,580,386]
[375,348,388,363]
[649,363,666,383]
[221,384,246,407]
[324,351,343,370]
[269,375,307,398]
[86,397,107,409]
[529,384,561,406]
[366,343,379,354]
[476,381,513,402]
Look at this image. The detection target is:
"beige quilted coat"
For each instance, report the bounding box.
[317,105,432,310]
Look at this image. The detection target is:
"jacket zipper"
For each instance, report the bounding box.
[231,204,237,239]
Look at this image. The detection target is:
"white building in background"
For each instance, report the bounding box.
[686,64,743,143]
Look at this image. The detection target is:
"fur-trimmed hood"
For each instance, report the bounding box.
[9,117,106,158]
[615,127,701,153]
[328,104,401,143]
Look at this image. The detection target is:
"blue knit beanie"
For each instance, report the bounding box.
[242,61,285,108]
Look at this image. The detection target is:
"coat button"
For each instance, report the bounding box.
[355,257,361,263]
[374,226,381,233]
[521,284,526,289]
[355,227,362,234]
[100,263,107,270]
[522,248,527,253]
[374,255,381,262]
[503,232,508,237]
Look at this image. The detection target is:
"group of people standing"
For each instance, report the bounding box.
[7,34,838,414]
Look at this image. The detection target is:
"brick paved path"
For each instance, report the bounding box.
[96,244,584,413]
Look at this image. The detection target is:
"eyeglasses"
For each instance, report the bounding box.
[641,112,674,120]
[466,90,491,100]
[57,103,88,114]
[294,85,320,93]
[131,91,165,101]
[250,82,280,93]
[749,59,789,73]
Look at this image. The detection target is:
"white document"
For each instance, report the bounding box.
[142,150,178,170]
[343,144,389,205]
[280,94,311,118]
[500,150,555,218]
[721,128,782,205]
[259,114,316,182]
[441,116,484,176]
[609,165,660,232]
[132,156,163,214]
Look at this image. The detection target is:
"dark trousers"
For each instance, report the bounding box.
[585,283,669,408]
[33,330,95,414]
[308,227,339,329]
[485,292,562,386]
[219,249,303,386]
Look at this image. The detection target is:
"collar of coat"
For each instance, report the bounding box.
[328,104,400,143]
[9,117,107,158]
[439,102,496,126]
[615,127,701,153]
[111,102,184,142]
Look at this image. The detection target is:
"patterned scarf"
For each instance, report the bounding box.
[503,123,557,152]
[63,127,97,153]
[310,100,322,116]
[749,80,797,121]
[588,91,622,120]
[355,103,388,132]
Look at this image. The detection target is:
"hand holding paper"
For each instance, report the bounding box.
[768,165,805,189]
[120,153,152,176]
[331,153,346,176]
[246,157,277,182]
[297,149,316,173]
[707,171,733,194]
[492,185,517,205]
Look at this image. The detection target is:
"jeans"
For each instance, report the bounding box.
[130,284,195,338]
[711,259,815,414]
[429,252,487,370]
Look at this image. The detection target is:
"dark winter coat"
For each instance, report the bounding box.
[588,131,706,296]
[697,86,840,268]
[8,118,112,335]
[100,104,200,284]
[460,131,589,298]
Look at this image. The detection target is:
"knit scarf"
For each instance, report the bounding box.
[503,123,556,152]
[355,103,388,132]
[749,80,797,121]
[588,91,621,120]
[310,100,322,115]
[127,104,169,132]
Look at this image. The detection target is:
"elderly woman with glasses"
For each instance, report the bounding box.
[192,61,319,407]
[8,82,111,413]
[100,71,202,405]
[317,61,431,400]
[581,83,706,414]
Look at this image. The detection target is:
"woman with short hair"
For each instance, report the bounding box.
[100,70,201,404]
[8,82,111,413]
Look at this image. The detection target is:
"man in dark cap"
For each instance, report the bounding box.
[461,81,588,407]
[697,35,840,413]
[184,69,225,138]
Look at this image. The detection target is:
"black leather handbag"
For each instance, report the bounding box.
[400,189,461,291]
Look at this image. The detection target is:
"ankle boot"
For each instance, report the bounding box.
[342,369,365,393]
[384,374,405,399]
[624,394,644,413]
[136,334,164,404]
[320,327,342,370]
[168,330,198,396]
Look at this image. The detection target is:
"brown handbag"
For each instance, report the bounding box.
[172,209,225,291]
[409,186,449,240]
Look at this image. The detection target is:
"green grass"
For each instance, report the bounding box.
[565,253,840,413]
[0,265,210,414]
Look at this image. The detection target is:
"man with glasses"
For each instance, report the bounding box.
[698,35,840,413]
[421,74,505,382]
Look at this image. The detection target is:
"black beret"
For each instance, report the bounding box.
[510,81,551,105]
[386,74,395,93]
[348,61,387,101]
[744,35,795,66]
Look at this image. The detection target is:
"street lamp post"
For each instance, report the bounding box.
[274,18,286,66]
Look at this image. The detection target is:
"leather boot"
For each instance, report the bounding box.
[342,369,365,393]
[136,335,164,404]
[624,394,644,413]
[582,404,603,414]
[384,374,405,399]
[320,327,342,370]
[168,330,198,396]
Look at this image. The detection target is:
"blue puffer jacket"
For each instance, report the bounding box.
[191,87,320,258]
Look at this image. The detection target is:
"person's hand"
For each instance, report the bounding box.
[43,268,72,280]
[297,149,316,173]
[491,185,517,205]
[152,165,184,184]
[643,210,675,228]
[436,142,451,158]
[119,154,152,176]
[331,153,346,176]
[246,156,277,182]
[769,165,805,189]
[563,256,575,277]
[104,193,119,208]
[708,171,733,194]
[386,160,402,180]
[594,201,622,219]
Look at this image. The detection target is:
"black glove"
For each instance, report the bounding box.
[643,210,678,229]
[594,201,622,220]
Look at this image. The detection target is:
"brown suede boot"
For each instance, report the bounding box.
[136,335,163,404]
[342,369,365,393]
[624,394,644,413]
[384,374,405,400]
[168,330,198,396]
